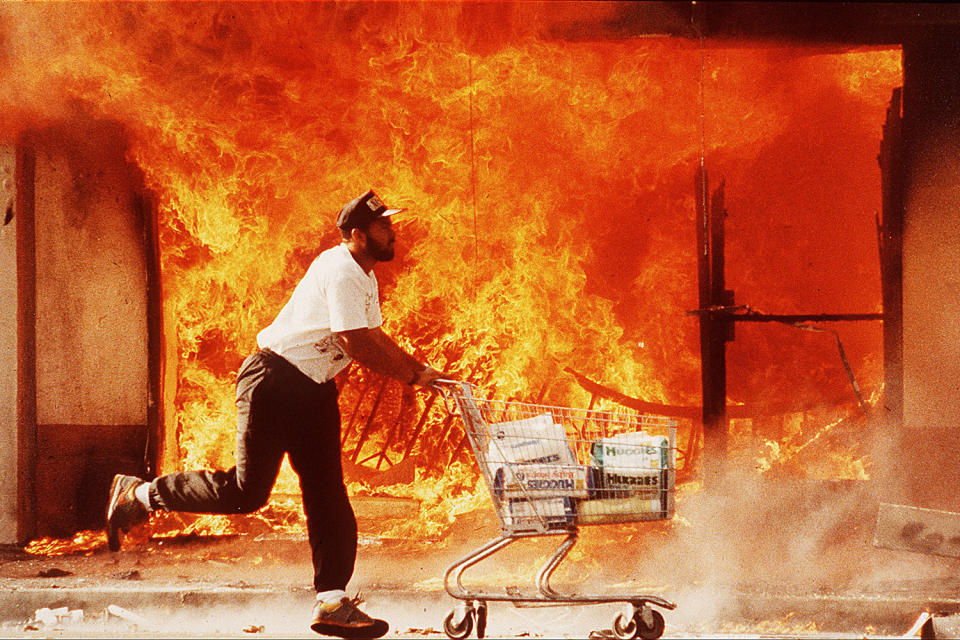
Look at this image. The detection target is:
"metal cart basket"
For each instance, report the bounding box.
[435,381,677,640]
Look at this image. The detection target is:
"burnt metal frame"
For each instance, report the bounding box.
[693,133,902,475]
[142,194,164,480]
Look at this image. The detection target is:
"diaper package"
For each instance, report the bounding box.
[487,414,575,465]
[587,466,663,499]
[506,497,576,531]
[577,495,667,525]
[585,430,672,507]
[483,414,581,501]
[589,431,671,473]
[494,463,590,500]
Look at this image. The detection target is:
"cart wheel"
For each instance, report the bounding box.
[636,608,665,640]
[443,609,474,640]
[612,613,639,640]
[476,602,487,639]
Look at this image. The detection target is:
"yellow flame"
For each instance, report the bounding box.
[26,531,105,557]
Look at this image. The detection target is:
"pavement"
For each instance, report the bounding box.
[3,490,960,639]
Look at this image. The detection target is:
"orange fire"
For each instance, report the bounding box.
[1,3,901,546]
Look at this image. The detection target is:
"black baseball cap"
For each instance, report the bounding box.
[336,189,405,231]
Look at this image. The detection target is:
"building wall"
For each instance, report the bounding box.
[902,138,960,429]
[30,125,151,537]
[901,37,960,510]
[34,141,149,426]
[0,146,17,543]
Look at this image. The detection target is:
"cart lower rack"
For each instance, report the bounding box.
[435,381,677,640]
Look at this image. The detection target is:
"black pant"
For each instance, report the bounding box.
[149,349,357,592]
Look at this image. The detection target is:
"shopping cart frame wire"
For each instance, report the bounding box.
[433,380,677,612]
[443,529,676,610]
[432,379,677,640]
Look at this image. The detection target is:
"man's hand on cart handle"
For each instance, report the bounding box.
[412,364,447,388]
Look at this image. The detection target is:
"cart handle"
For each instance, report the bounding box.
[429,379,478,419]
[430,378,467,403]
[431,378,466,388]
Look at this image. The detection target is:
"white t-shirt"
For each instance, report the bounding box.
[256,243,382,384]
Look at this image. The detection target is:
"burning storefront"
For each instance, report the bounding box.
[0,4,957,610]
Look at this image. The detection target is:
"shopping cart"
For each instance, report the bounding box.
[434,380,677,640]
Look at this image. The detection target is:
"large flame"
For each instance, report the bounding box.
[0,3,901,544]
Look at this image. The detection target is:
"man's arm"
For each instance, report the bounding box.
[337,327,443,386]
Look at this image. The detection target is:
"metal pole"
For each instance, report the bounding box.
[696,167,729,482]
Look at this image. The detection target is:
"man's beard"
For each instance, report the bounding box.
[368,236,395,262]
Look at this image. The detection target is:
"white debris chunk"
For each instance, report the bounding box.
[31,607,84,628]
[34,608,58,627]
[106,604,149,626]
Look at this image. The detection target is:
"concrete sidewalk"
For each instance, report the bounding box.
[0,534,635,639]
[2,531,960,639]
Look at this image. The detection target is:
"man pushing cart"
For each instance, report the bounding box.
[434,380,677,640]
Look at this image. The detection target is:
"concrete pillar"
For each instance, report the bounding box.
[0,123,159,540]
[901,35,960,510]
[30,124,152,537]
